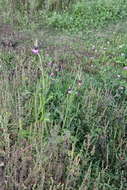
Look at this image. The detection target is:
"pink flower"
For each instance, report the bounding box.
[32,47,39,54]
[123,66,127,70]
[48,62,52,66]
[50,72,55,77]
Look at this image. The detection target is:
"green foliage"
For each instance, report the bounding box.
[47,0,127,31]
[1,0,127,32]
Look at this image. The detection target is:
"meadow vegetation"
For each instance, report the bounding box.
[0,0,127,189]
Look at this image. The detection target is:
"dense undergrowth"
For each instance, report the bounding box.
[0,0,127,189]
[47,0,127,32]
[1,0,127,31]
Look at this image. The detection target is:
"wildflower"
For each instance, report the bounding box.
[117,75,121,78]
[32,47,39,54]
[50,72,55,77]
[67,88,73,94]
[123,66,127,70]
[55,67,59,72]
[118,86,124,90]
[119,45,124,48]
[48,62,53,66]
[121,53,125,57]
[92,45,95,50]
[77,80,82,87]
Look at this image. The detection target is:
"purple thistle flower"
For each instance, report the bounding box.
[32,47,39,54]
[123,66,127,70]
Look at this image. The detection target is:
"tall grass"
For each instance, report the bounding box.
[0,0,75,13]
[47,0,127,31]
[1,0,127,31]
